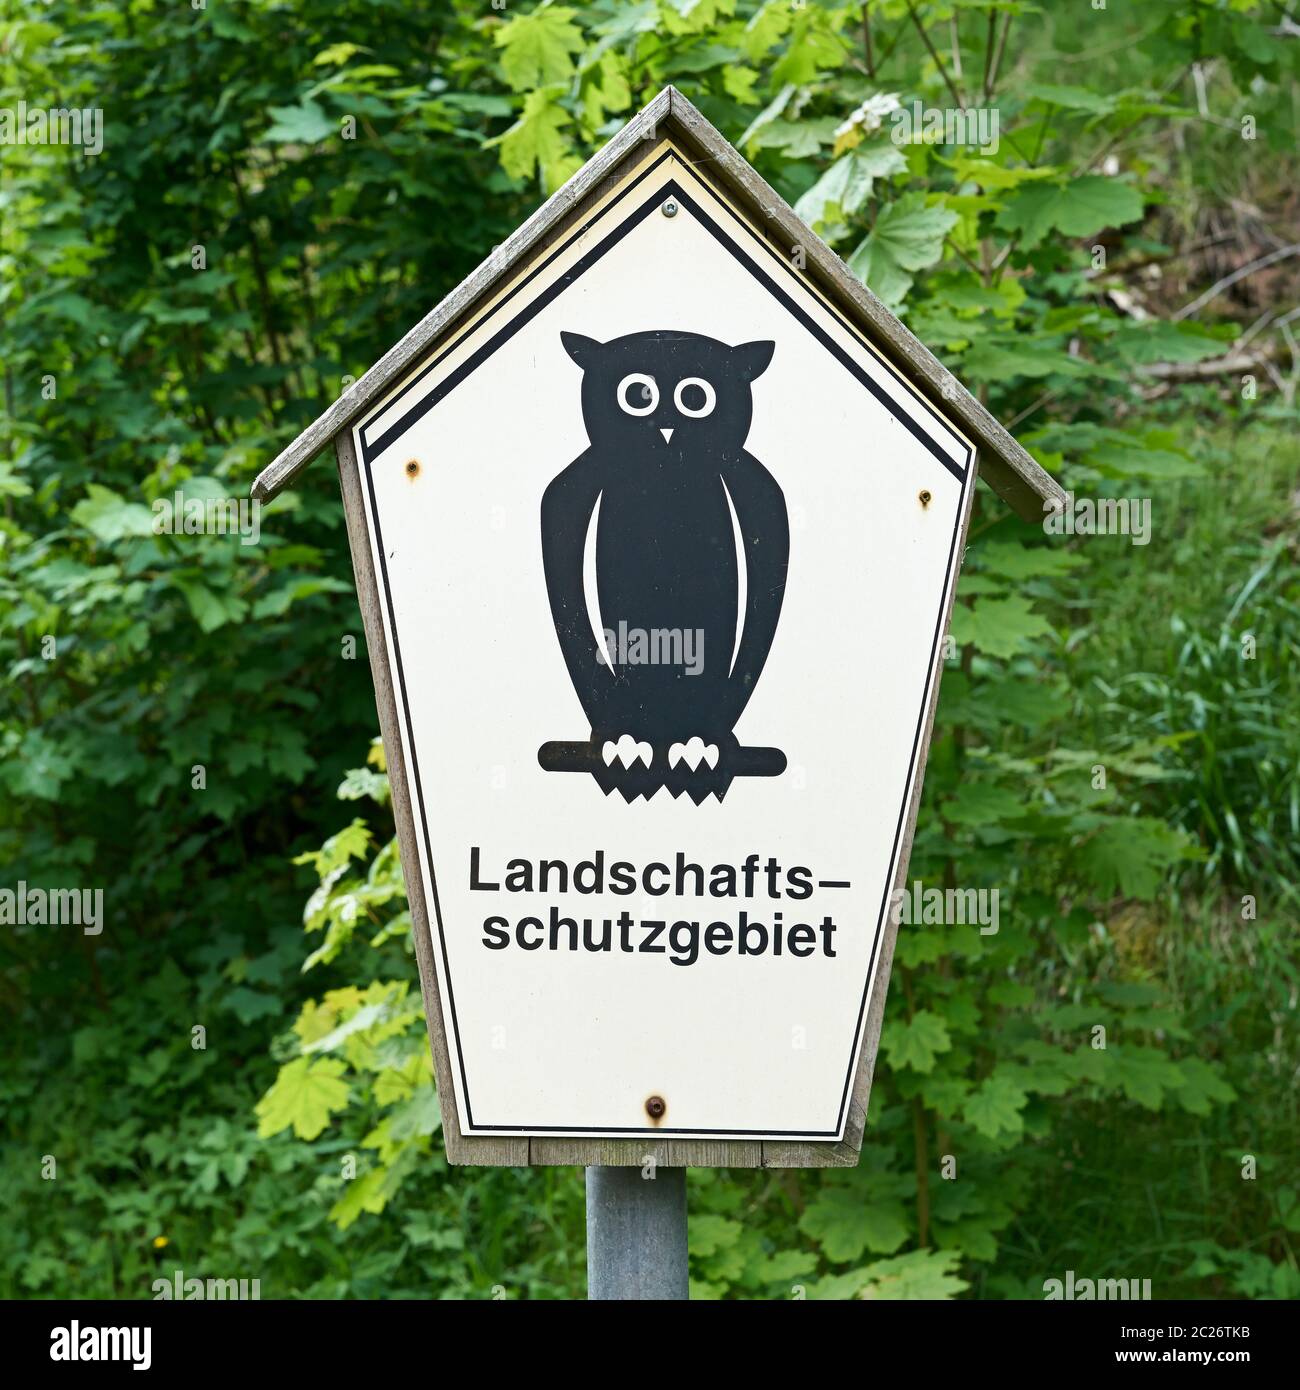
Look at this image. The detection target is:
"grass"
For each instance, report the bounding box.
[991,408,1300,1299]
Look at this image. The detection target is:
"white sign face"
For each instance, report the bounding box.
[353,144,974,1142]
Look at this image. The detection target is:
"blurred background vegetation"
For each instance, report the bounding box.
[1,0,1296,1299]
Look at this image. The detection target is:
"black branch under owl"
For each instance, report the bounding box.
[537,329,790,804]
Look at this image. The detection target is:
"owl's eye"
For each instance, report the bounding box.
[616,373,659,417]
[674,377,716,418]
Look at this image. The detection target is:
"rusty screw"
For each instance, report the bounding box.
[645,1095,666,1121]
[405,459,420,478]
[918,489,932,508]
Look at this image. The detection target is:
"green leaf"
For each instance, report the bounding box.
[387,1086,441,1140]
[1085,439,1204,480]
[330,1168,388,1226]
[70,484,154,542]
[794,145,907,232]
[1169,1057,1237,1116]
[255,1057,350,1140]
[858,1249,969,1300]
[1022,83,1118,115]
[1076,818,1196,899]
[770,9,841,85]
[262,100,336,146]
[301,1001,388,1054]
[978,540,1087,581]
[882,1010,952,1074]
[689,1213,743,1257]
[750,116,839,157]
[1105,1045,1185,1109]
[950,595,1053,660]
[944,153,1062,191]
[962,1074,1028,1140]
[171,576,247,633]
[800,1188,910,1262]
[942,781,1026,826]
[496,90,577,190]
[963,339,1102,383]
[1113,320,1229,365]
[847,193,958,305]
[495,6,585,92]
[997,176,1145,249]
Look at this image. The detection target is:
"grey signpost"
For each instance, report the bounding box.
[586,1166,688,1300]
[251,86,1061,1301]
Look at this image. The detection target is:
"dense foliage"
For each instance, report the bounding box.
[2,0,1296,1299]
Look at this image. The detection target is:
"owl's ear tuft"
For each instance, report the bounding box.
[734,340,775,382]
[561,332,602,368]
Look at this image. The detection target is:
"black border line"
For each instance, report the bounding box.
[360,157,972,1139]
[359,149,678,462]
[359,156,973,479]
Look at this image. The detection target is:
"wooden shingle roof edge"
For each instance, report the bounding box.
[251,85,1066,524]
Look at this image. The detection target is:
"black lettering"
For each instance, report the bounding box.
[709,864,736,897]
[482,916,509,949]
[549,906,577,950]
[669,921,699,967]
[574,851,604,893]
[820,915,838,957]
[705,922,733,954]
[741,853,760,896]
[538,858,569,893]
[764,856,781,898]
[738,912,767,956]
[470,846,499,892]
[786,865,813,900]
[787,924,816,957]
[675,853,704,897]
[643,862,670,895]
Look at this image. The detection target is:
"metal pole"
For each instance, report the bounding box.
[585,1165,688,1300]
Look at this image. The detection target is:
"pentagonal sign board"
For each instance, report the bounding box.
[350,141,974,1143]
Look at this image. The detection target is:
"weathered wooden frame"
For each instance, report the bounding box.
[338,429,976,1167]
[260,87,1059,1168]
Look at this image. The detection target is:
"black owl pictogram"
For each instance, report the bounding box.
[537,329,789,803]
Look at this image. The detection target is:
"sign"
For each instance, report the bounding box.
[254,86,1062,1164]
[347,142,973,1144]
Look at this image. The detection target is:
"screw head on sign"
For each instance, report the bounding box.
[645,1095,666,1120]
[661,199,679,219]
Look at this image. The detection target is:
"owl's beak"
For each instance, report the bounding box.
[660,428,674,443]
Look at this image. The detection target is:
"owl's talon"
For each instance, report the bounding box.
[601,735,652,769]
[669,737,720,771]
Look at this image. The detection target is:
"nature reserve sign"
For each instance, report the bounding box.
[253,87,1060,1166]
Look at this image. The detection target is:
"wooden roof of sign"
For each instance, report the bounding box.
[252,85,1063,521]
